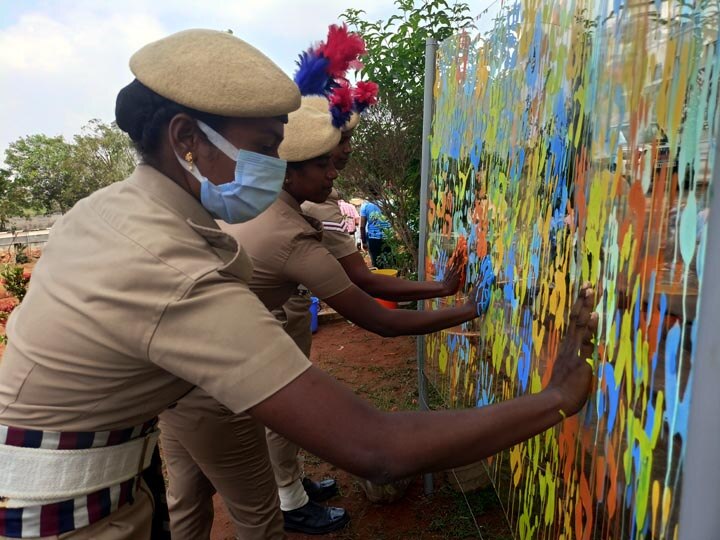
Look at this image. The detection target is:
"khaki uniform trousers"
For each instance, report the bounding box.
[158,295,311,539]
[0,482,154,540]
[267,295,313,504]
[158,389,285,540]
[273,294,312,358]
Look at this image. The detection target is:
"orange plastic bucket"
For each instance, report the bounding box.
[371,269,399,309]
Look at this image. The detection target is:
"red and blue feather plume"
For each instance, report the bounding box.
[293,24,362,98]
[328,80,354,127]
[294,48,335,96]
[317,24,366,78]
[352,80,379,113]
[294,24,379,128]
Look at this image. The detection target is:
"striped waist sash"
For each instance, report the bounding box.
[0,420,157,538]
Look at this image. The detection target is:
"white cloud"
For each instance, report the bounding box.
[0,0,391,156]
[0,0,495,159]
[0,14,72,72]
[0,5,166,156]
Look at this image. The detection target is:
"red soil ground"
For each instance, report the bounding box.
[210,320,511,540]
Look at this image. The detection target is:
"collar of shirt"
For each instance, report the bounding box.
[278,189,301,211]
[128,164,216,230]
[129,164,251,279]
[277,190,323,236]
[326,188,340,203]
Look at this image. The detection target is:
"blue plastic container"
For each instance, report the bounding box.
[309,296,320,333]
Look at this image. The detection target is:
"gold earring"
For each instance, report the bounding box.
[184,152,194,171]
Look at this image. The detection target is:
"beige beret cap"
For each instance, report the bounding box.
[303,95,360,132]
[343,112,360,131]
[279,97,341,162]
[130,29,300,117]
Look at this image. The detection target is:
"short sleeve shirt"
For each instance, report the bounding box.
[360,201,390,240]
[221,191,353,311]
[301,189,358,260]
[0,166,311,431]
[338,200,359,233]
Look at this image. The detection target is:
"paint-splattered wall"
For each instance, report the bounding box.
[423,0,719,538]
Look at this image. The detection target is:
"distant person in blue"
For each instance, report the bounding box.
[360,189,392,267]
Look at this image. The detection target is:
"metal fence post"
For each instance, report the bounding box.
[417,36,438,496]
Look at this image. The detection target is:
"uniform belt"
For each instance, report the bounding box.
[0,421,160,538]
[0,427,159,506]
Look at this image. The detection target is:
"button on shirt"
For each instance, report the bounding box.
[0,165,311,432]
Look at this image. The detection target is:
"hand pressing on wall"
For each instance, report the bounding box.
[441,257,464,297]
[546,282,598,417]
[252,285,601,484]
[443,236,468,296]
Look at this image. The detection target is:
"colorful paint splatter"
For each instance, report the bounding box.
[423,0,719,538]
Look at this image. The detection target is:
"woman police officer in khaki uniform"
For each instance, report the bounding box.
[285,99,465,359]
[160,97,470,540]
[159,98,469,538]
[282,99,467,357]
[0,29,599,540]
[0,29,308,539]
[159,96,600,537]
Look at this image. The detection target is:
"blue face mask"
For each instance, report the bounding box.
[177,120,286,224]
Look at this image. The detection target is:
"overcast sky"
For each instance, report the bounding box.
[0,0,500,158]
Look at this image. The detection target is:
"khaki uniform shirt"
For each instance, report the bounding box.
[0,165,310,432]
[220,191,353,313]
[264,191,361,355]
[301,189,358,260]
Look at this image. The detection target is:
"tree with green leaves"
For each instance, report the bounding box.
[63,119,137,210]
[0,168,29,231]
[2,120,136,221]
[340,0,474,275]
[3,134,73,214]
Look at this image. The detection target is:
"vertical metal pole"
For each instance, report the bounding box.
[678,133,720,539]
[417,36,438,496]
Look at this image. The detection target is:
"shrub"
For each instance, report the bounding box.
[1,264,30,302]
